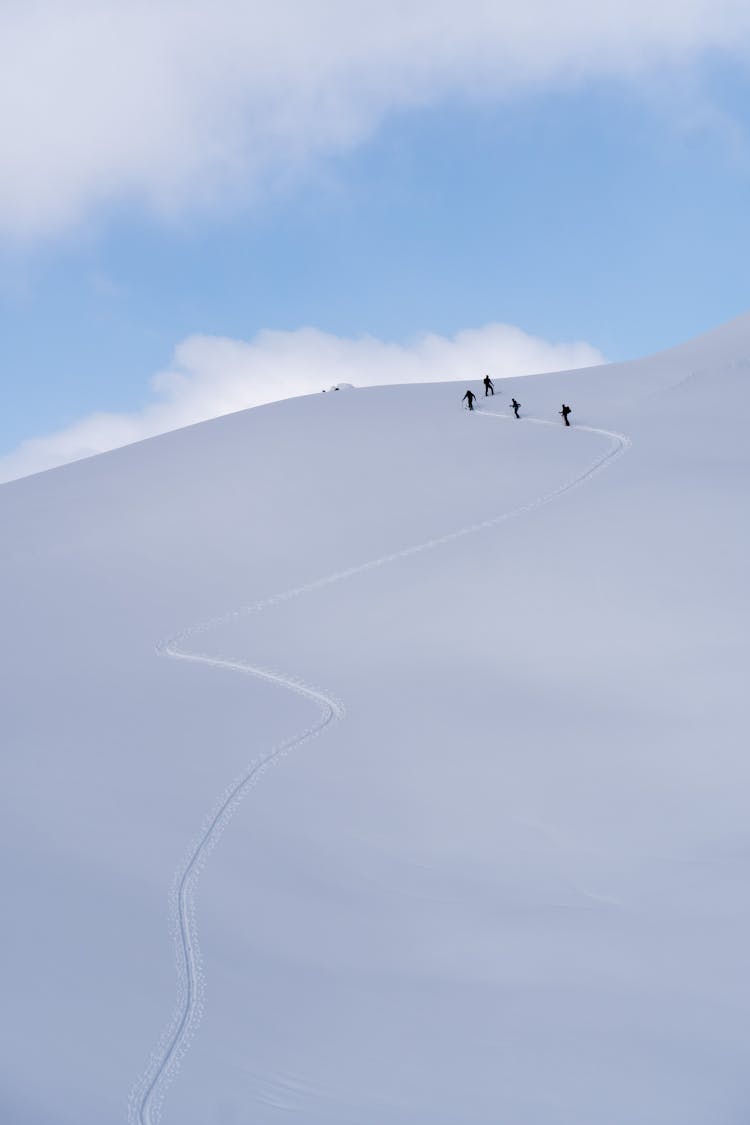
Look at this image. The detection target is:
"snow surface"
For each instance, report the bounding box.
[2,314,749,1124]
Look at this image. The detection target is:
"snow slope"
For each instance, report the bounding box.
[2,314,749,1124]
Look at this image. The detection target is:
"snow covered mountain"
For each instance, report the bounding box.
[2,314,749,1124]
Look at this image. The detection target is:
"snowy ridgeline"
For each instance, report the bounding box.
[2,314,750,1125]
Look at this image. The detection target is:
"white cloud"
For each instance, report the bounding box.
[1,0,750,238]
[0,323,604,481]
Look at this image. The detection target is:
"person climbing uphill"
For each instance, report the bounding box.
[511,398,521,419]
[483,374,495,397]
[463,389,477,411]
[560,403,572,426]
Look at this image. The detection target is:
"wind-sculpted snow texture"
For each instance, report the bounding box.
[129,416,629,1124]
[2,313,750,1125]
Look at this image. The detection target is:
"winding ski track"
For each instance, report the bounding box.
[129,410,631,1125]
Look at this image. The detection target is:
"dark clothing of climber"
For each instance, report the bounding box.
[511,398,521,419]
[483,375,495,396]
[463,390,477,411]
[560,404,572,426]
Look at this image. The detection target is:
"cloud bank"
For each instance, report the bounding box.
[2,0,750,238]
[0,323,604,482]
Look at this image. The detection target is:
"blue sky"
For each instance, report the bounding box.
[2,2,750,478]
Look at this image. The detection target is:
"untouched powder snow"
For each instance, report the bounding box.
[2,314,749,1124]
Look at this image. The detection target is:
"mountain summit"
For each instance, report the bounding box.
[3,316,749,1125]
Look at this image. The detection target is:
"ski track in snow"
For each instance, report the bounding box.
[128,411,631,1125]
